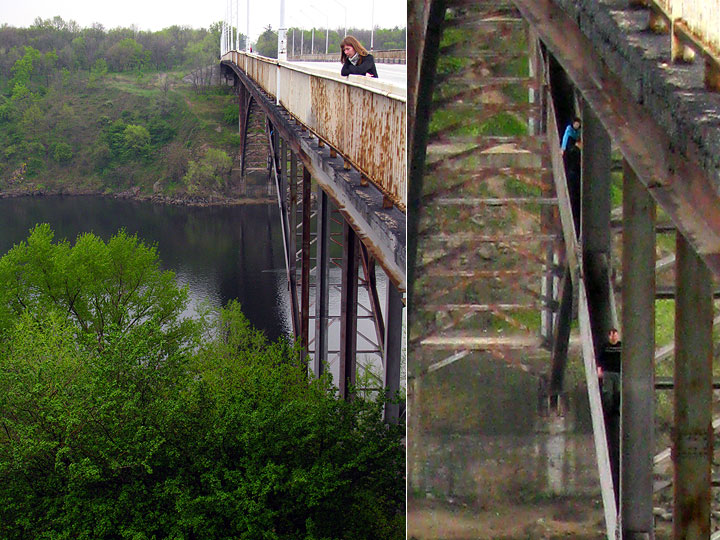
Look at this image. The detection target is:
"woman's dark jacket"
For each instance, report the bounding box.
[341,54,378,78]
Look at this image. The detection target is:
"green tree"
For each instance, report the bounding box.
[123,123,151,157]
[87,57,108,88]
[0,227,405,540]
[255,25,278,58]
[183,147,232,192]
[106,37,147,72]
[52,141,73,162]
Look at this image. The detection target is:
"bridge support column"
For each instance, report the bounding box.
[383,283,403,423]
[313,187,330,378]
[621,160,655,540]
[581,104,617,500]
[300,166,312,351]
[339,220,359,399]
[673,234,713,540]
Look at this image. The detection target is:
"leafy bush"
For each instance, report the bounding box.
[0,226,405,540]
[52,141,73,162]
[223,102,239,125]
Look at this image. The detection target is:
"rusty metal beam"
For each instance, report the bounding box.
[339,220,359,399]
[359,244,385,352]
[267,123,300,338]
[383,283,403,424]
[313,186,330,378]
[300,166,311,352]
[512,0,720,280]
[549,268,572,396]
[223,63,406,292]
[621,159,656,539]
[408,0,446,311]
[673,234,713,540]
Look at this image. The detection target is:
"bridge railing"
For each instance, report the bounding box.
[653,0,720,53]
[222,51,407,210]
[288,49,407,64]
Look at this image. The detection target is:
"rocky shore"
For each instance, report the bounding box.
[0,185,275,207]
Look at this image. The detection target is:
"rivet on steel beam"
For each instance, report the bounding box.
[360,175,369,186]
[330,148,337,158]
[705,58,720,92]
[382,195,394,209]
[343,159,351,170]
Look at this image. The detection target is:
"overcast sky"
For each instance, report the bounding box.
[1,0,405,43]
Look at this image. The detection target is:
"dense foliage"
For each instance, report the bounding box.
[0,18,405,197]
[0,226,405,539]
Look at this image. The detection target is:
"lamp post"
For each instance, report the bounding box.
[246,0,250,52]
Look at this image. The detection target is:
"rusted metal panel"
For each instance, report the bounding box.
[222,51,407,210]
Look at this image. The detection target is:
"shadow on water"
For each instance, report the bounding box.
[0,196,292,342]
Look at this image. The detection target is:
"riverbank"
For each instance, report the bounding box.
[0,186,275,207]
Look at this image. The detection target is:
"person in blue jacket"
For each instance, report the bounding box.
[561,117,582,155]
[340,36,378,78]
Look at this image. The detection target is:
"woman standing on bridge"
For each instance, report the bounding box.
[340,36,378,78]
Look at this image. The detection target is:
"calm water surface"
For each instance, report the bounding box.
[0,196,292,341]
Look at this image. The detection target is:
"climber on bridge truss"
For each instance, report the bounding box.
[562,117,582,233]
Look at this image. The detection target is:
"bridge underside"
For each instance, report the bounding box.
[410,0,720,537]
[221,61,405,423]
[221,61,406,292]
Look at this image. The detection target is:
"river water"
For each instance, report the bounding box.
[0,196,292,341]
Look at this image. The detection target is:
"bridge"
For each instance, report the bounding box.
[218,40,406,423]
[410,0,720,538]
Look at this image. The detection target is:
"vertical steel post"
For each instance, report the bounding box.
[339,220,359,399]
[383,283,403,424]
[621,160,656,540]
[549,268,572,396]
[581,104,613,349]
[581,104,617,498]
[313,187,330,377]
[673,234,713,540]
[301,167,312,352]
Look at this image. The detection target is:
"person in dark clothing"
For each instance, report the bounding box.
[598,327,621,504]
[340,36,378,78]
[598,327,621,415]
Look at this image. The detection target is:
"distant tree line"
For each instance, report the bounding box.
[255,24,406,58]
[0,16,232,77]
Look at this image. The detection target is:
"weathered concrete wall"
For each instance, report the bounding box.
[550,0,720,195]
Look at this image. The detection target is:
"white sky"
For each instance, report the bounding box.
[1,0,406,44]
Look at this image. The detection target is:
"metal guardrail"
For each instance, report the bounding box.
[647,0,720,88]
[222,51,407,211]
[652,0,720,55]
